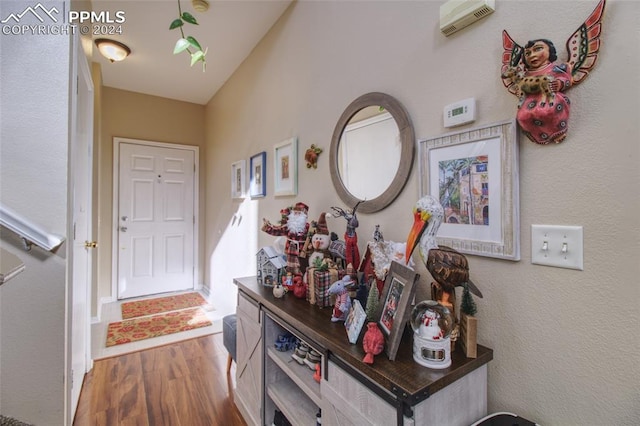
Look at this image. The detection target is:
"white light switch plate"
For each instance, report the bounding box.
[531,225,583,270]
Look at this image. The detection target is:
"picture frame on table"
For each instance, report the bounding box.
[374,261,420,361]
[344,299,367,344]
[273,137,297,196]
[249,151,267,198]
[418,119,520,261]
[231,159,246,199]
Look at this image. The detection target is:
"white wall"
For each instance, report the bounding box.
[204,1,640,425]
[0,0,71,424]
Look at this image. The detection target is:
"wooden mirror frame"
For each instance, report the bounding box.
[329,92,415,214]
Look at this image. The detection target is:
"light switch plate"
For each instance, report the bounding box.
[531,225,583,270]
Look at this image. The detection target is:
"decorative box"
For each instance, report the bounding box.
[306,267,344,308]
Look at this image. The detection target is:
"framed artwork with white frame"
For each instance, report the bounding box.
[231,159,246,199]
[418,119,520,260]
[250,151,266,198]
[273,137,297,196]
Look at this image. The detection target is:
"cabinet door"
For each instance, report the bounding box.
[236,294,263,426]
[321,360,397,426]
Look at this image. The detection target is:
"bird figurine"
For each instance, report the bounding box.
[362,322,384,364]
[273,281,286,299]
[405,196,483,316]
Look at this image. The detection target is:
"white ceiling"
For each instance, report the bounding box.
[92,0,293,105]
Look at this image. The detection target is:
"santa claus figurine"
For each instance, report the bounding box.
[262,202,311,276]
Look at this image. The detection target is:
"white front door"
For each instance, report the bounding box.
[116,141,197,299]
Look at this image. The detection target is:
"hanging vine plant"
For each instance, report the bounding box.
[169,0,207,71]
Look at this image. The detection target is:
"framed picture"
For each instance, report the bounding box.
[249,151,266,198]
[231,159,246,199]
[374,261,420,361]
[273,137,297,196]
[345,300,366,344]
[418,119,520,261]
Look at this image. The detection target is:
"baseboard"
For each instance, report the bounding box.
[198,284,211,299]
[92,296,115,324]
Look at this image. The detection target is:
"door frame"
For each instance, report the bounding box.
[111,137,200,300]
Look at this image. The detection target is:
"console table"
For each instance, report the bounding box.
[233,276,493,426]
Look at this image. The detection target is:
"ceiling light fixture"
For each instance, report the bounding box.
[192,0,210,12]
[95,38,131,63]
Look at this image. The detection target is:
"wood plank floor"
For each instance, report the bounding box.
[73,333,247,426]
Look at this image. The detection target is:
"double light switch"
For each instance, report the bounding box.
[531,225,584,270]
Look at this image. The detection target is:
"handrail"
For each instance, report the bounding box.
[0,203,65,251]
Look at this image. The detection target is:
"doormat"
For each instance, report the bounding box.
[106,307,212,347]
[121,292,208,319]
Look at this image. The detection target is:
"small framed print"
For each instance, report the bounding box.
[273,137,297,196]
[345,300,367,344]
[374,261,420,361]
[231,159,246,199]
[250,151,267,198]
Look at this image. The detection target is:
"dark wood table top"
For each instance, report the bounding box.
[234,276,493,404]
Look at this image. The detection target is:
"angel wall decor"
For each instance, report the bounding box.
[501,0,606,145]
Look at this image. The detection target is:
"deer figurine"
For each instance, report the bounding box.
[330,200,363,269]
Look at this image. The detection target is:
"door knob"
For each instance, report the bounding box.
[84,241,97,248]
[120,226,128,232]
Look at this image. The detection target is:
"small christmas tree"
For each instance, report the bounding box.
[460,282,477,316]
[365,279,379,321]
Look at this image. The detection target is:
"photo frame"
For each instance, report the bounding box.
[273,137,297,196]
[249,151,267,198]
[231,159,246,199]
[374,261,420,361]
[418,119,520,261]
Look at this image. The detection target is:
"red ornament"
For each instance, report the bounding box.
[292,275,307,299]
[362,322,384,364]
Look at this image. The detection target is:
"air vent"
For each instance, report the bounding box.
[440,0,495,36]
[474,6,493,18]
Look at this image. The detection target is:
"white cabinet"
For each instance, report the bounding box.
[234,277,492,426]
[235,291,263,426]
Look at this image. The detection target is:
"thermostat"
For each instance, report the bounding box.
[443,98,476,128]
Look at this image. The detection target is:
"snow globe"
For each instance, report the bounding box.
[410,300,454,369]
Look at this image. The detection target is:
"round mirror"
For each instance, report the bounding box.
[329,92,415,214]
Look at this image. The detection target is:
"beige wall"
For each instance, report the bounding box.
[96,88,206,313]
[203,1,639,425]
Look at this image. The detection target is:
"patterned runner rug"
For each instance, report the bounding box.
[106,307,212,347]
[121,292,207,319]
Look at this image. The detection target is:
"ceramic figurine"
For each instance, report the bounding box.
[327,276,353,322]
[362,322,384,364]
[262,202,311,275]
[292,275,307,299]
[330,201,363,269]
[304,144,323,169]
[273,282,286,298]
[501,0,606,144]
